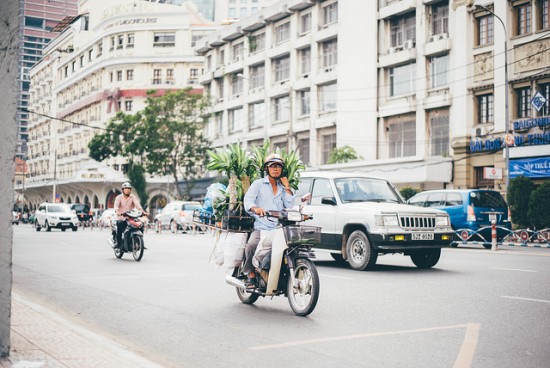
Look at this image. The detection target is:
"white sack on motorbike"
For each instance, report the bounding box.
[252,230,274,270]
[209,231,247,269]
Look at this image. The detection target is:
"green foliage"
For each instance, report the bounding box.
[507,176,534,228]
[327,145,363,164]
[528,182,550,229]
[127,163,148,209]
[88,89,210,200]
[399,187,419,201]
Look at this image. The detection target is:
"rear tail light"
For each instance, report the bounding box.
[467,205,476,222]
[508,208,512,222]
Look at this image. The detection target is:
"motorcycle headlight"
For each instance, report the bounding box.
[375,215,399,227]
[436,216,450,227]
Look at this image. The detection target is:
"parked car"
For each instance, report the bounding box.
[98,208,116,228]
[35,203,79,232]
[12,211,19,225]
[295,171,454,270]
[70,203,92,223]
[407,189,511,247]
[156,201,202,233]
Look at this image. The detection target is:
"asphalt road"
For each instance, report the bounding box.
[12,224,550,368]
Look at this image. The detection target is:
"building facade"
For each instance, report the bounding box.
[196,0,550,193]
[17,0,78,159]
[21,0,216,212]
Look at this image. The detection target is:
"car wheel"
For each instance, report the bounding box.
[410,248,441,269]
[72,225,78,232]
[346,230,377,271]
[61,228,66,232]
[45,220,51,232]
[35,222,41,232]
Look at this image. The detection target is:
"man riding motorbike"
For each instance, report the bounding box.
[113,182,147,248]
[242,154,295,289]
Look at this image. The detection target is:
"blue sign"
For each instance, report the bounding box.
[531,91,547,112]
[510,156,550,178]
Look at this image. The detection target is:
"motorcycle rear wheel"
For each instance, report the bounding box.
[114,246,123,259]
[287,258,320,317]
[235,267,259,304]
[132,235,144,261]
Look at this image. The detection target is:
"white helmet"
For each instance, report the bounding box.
[121,182,132,189]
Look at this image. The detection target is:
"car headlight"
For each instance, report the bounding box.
[375,215,399,227]
[50,216,58,220]
[436,216,450,227]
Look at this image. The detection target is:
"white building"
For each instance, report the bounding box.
[196,0,550,192]
[22,0,217,211]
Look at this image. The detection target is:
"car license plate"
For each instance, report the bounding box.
[62,222,70,226]
[412,233,434,240]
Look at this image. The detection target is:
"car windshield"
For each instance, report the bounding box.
[72,205,89,212]
[49,205,70,213]
[470,191,507,208]
[184,204,201,210]
[334,178,402,204]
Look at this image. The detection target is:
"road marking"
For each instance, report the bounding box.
[490,267,537,272]
[453,323,480,368]
[319,273,353,280]
[501,296,550,304]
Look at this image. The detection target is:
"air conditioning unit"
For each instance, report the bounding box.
[428,35,437,43]
[404,40,415,49]
[438,33,449,41]
[472,126,489,137]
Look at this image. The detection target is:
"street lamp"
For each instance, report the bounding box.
[475,4,510,188]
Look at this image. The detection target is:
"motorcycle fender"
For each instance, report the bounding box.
[131,230,144,237]
[265,228,287,296]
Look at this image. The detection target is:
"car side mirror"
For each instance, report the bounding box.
[321,196,337,206]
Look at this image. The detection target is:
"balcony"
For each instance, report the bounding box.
[424,34,451,56]
[378,41,417,68]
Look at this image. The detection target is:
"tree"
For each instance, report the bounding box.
[507,176,534,228]
[127,163,148,209]
[528,182,550,229]
[399,187,419,201]
[327,145,363,164]
[89,89,211,200]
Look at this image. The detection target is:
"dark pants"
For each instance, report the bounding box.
[116,220,127,248]
[243,230,261,274]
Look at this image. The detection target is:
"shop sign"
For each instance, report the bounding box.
[510,156,550,179]
[531,91,547,112]
[470,132,550,152]
[483,167,502,180]
[513,116,550,131]
[81,173,105,180]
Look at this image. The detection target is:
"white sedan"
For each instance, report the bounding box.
[98,208,116,228]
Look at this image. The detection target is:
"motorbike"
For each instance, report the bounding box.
[108,209,145,261]
[226,208,321,316]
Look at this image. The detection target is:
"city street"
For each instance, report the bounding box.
[12,224,550,368]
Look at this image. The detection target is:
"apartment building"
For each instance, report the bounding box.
[22,0,216,211]
[197,0,550,192]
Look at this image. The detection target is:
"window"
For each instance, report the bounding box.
[321,134,337,164]
[249,33,265,53]
[250,63,265,89]
[540,83,550,115]
[88,49,93,61]
[430,111,449,156]
[229,7,236,18]
[431,3,448,35]
[516,3,532,35]
[300,12,312,35]
[124,100,133,111]
[80,55,84,67]
[319,83,337,112]
[299,90,310,115]
[153,32,175,47]
[217,78,224,99]
[390,63,416,96]
[117,34,124,49]
[298,138,310,166]
[321,2,338,27]
[540,0,549,30]
[389,120,416,158]
[477,14,494,45]
[477,93,494,123]
[117,70,123,81]
[321,38,338,69]
[516,86,532,118]
[166,69,174,84]
[153,69,161,84]
[231,73,243,95]
[390,12,416,47]
[217,50,225,66]
[249,101,265,128]
[232,42,244,61]
[310,178,333,204]
[229,108,243,132]
[299,48,311,75]
[274,22,290,44]
[126,69,134,80]
[240,7,247,17]
[97,42,103,57]
[127,33,135,48]
[274,96,290,121]
[273,55,290,82]
[430,54,449,88]
[190,68,199,80]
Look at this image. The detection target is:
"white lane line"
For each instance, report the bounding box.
[319,273,353,280]
[453,323,480,368]
[501,296,550,304]
[489,267,537,272]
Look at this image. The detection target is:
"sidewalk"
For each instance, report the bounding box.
[1,293,164,368]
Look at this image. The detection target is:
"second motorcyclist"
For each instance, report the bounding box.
[113,182,147,248]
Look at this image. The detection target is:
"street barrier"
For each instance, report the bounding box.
[453,226,550,248]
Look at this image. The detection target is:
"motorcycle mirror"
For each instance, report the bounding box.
[301,193,312,203]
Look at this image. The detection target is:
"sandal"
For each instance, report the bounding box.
[245,276,257,290]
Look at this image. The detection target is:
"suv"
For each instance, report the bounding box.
[70,203,92,223]
[296,172,453,270]
[156,201,202,233]
[35,203,79,232]
[407,189,511,247]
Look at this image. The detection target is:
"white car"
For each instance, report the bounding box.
[98,208,116,228]
[35,203,79,232]
[156,201,202,233]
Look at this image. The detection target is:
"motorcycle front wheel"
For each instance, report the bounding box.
[132,235,144,261]
[287,258,320,317]
[114,246,123,259]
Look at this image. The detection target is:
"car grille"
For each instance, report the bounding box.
[59,217,71,221]
[399,215,435,230]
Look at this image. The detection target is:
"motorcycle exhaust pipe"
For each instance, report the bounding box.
[225,275,246,290]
